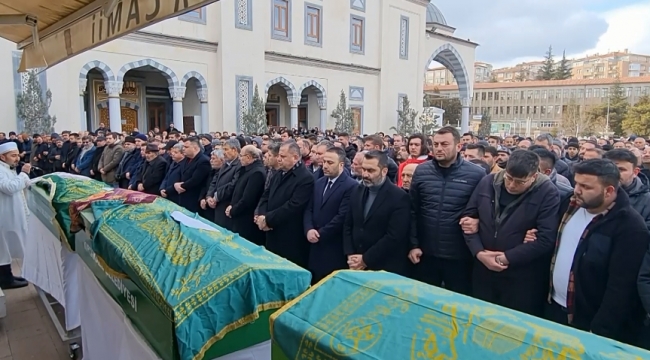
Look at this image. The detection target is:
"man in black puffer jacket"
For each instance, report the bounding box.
[409,126,486,295]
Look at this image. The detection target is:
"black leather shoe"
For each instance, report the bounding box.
[13,276,25,282]
[0,278,29,290]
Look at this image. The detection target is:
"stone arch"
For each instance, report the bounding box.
[96,99,140,110]
[297,80,327,107]
[116,58,179,87]
[180,71,208,90]
[425,43,470,100]
[79,60,114,81]
[264,76,297,102]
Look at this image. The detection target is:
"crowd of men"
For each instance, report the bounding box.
[4,124,650,349]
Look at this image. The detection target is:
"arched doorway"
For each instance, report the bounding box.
[181,71,209,133]
[265,77,298,129]
[79,60,114,132]
[297,80,327,131]
[425,43,471,131]
[117,59,181,133]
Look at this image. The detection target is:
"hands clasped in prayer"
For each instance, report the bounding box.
[459,216,537,273]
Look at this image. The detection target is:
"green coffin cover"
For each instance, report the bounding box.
[33,175,109,250]
[90,198,312,360]
[270,270,650,360]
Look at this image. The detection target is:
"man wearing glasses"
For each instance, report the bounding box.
[462,149,560,317]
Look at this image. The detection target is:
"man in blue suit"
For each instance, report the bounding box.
[303,146,357,284]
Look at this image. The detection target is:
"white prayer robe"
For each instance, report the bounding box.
[0,161,29,266]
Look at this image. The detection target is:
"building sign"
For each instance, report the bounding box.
[94,80,139,101]
[19,0,220,71]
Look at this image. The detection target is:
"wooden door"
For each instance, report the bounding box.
[148,102,166,131]
[298,107,307,129]
[183,116,195,133]
[121,108,138,134]
[99,108,137,133]
[351,107,362,135]
[266,108,278,126]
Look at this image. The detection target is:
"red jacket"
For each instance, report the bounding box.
[397,155,430,187]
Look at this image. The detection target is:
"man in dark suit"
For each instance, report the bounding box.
[160,143,185,205]
[174,137,211,213]
[343,150,411,275]
[226,145,266,246]
[134,144,168,195]
[207,138,241,230]
[256,141,315,268]
[304,147,357,283]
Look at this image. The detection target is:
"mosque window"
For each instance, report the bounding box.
[350,15,365,54]
[305,3,322,46]
[272,0,291,41]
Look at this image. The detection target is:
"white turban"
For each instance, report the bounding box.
[0,142,18,155]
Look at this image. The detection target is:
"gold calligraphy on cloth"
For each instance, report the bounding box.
[273,271,650,360]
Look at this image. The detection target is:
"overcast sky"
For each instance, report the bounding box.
[434,0,650,68]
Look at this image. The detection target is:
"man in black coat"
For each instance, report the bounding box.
[304,147,357,283]
[463,149,560,317]
[160,143,185,205]
[134,144,168,195]
[604,149,650,230]
[227,145,266,246]
[362,134,398,183]
[410,126,485,295]
[256,141,314,268]
[174,137,212,213]
[343,150,411,276]
[546,160,648,346]
[207,138,241,230]
[90,136,106,181]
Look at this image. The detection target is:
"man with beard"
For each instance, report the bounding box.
[496,146,510,169]
[304,147,357,283]
[207,139,241,230]
[256,141,314,267]
[410,126,486,295]
[343,150,411,275]
[226,145,266,246]
[549,159,649,346]
[604,149,650,230]
[0,142,31,289]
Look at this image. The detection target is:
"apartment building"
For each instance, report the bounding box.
[426,61,492,85]
[491,61,545,83]
[425,77,650,136]
[571,49,650,79]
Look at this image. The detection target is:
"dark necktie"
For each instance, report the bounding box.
[323,180,333,198]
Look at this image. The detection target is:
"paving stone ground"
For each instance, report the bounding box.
[0,262,79,360]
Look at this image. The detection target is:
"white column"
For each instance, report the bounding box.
[197,88,209,133]
[318,98,327,131]
[461,97,471,133]
[169,86,186,133]
[79,78,87,131]
[288,96,300,129]
[105,80,123,132]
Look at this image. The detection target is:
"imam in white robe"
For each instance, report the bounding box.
[0,161,30,266]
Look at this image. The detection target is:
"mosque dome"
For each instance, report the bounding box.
[426,1,447,25]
